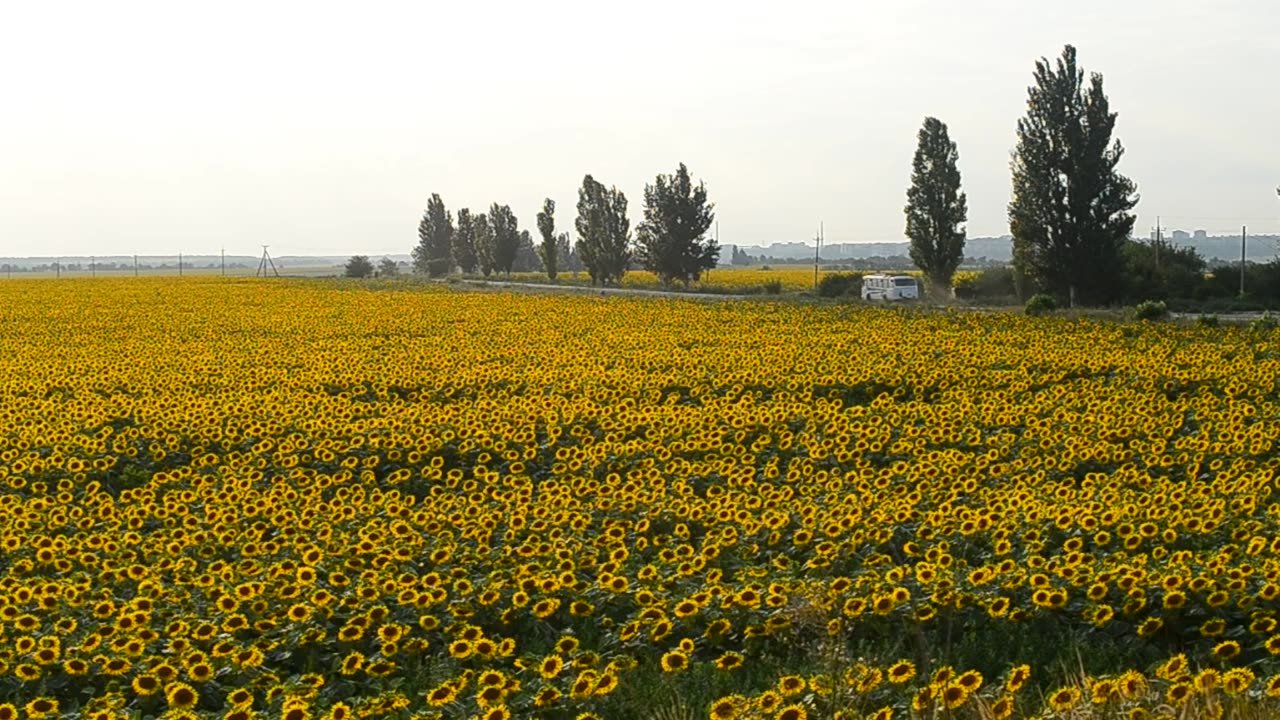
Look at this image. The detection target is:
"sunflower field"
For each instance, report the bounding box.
[1,278,1280,720]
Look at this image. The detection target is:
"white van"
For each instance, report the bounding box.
[862,274,920,301]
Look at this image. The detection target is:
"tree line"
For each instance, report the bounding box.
[404,163,718,288]
[375,44,1242,308]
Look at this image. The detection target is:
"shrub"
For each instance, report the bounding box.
[1196,314,1219,328]
[1134,300,1169,321]
[761,280,783,295]
[817,273,862,298]
[1250,312,1278,333]
[954,266,1018,301]
[1024,293,1057,316]
[344,255,374,279]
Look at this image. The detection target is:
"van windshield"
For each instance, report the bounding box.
[894,278,916,287]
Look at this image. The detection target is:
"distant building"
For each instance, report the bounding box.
[1194,230,1208,240]
[1171,230,1191,242]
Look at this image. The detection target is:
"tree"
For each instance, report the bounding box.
[575,175,631,286]
[453,209,479,274]
[344,255,374,278]
[635,163,717,287]
[536,198,559,280]
[377,258,399,277]
[1009,45,1138,306]
[474,213,495,277]
[514,230,541,272]
[489,204,521,276]
[413,194,454,277]
[557,233,579,272]
[905,117,968,296]
[731,245,752,266]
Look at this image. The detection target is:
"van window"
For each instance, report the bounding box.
[894,277,916,287]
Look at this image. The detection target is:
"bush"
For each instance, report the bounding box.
[817,273,863,298]
[1196,314,1219,328]
[954,266,1018,301]
[344,255,374,279]
[1250,312,1278,333]
[1134,300,1169,321]
[1024,293,1057,316]
[761,280,783,295]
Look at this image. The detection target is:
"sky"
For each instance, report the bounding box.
[2,0,1278,257]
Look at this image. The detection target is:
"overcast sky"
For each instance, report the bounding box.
[2,0,1277,257]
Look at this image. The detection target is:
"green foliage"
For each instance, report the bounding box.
[1009,45,1138,306]
[1134,299,1169,321]
[761,279,783,295]
[953,267,1019,302]
[488,204,521,276]
[635,162,718,287]
[536,198,559,280]
[514,229,541,272]
[376,258,399,277]
[413,193,454,277]
[905,117,967,293]
[1024,293,1057,315]
[343,255,374,279]
[1121,239,1207,302]
[473,213,495,277]
[1251,311,1279,332]
[452,209,479,275]
[575,175,631,286]
[817,272,863,298]
[1196,313,1220,327]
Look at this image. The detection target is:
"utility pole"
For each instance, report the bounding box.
[91,256,96,278]
[55,261,60,279]
[1150,216,1162,271]
[221,248,225,277]
[1241,225,1247,298]
[134,254,139,277]
[178,252,183,277]
[813,222,823,290]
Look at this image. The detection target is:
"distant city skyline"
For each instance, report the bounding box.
[2,0,1278,257]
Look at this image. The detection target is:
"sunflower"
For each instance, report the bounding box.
[1047,686,1081,712]
[1211,640,1241,662]
[880,659,914,684]
[709,695,745,720]
[23,699,58,720]
[1166,682,1193,706]
[534,687,561,708]
[940,683,968,709]
[715,652,744,671]
[132,673,163,696]
[166,683,199,710]
[425,682,458,706]
[539,655,564,679]
[988,695,1014,720]
[660,651,688,673]
[777,675,806,697]
[774,705,807,720]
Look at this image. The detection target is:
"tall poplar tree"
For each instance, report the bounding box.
[1009,45,1138,306]
[413,193,453,277]
[489,203,520,276]
[452,208,479,274]
[575,175,631,286]
[905,117,967,296]
[536,198,559,280]
[474,213,495,277]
